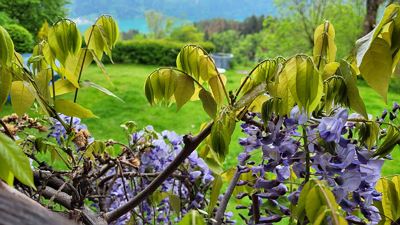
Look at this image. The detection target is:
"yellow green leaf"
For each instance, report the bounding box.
[10,81,35,116]
[54,99,97,118]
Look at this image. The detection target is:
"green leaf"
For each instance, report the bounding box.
[0,132,35,188]
[80,80,123,102]
[176,45,218,83]
[376,178,399,223]
[199,88,217,118]
[338,60,368,119]
[373,125,400,157]
[169,194,181,215]
[208,175,222,215]
[285,55,323,115]
[10,81,35,116]
[95,15,119,60]
[54,99,97,118]
[51,79,76,97]
[210,108,236,160]
[251,59,280,85]
[84,141,106,160]
[36,69,52,103]
[85,25,106,60]
[208,75,225,105]
[88,49,112,84]
[313,21,337,70]
[296,181,313,220]
[0,25,14,66]
[64,48,94,88]
[358,38,392,102]
[0,68,12,110]
[178,210,206,225]
[48,20,82,65]
[174,74,195,110]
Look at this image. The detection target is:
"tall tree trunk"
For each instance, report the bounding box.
[363,0,384,34]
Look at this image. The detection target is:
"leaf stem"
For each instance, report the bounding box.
[303,125,311,182]
[70,25,95,128]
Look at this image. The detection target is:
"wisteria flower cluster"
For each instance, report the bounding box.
[234,103,400,224]
[107,126,216,225]
[48,113,94,150]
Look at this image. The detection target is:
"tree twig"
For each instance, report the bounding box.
[103,122,213,223]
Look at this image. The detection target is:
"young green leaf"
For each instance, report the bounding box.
[208,75,225,105]
[208,175,222,215]
[338,60,368,119]
[176,45,218,83]
[51,79,77,97]
[210,108,236,160]
[199,88,217,119]
[174,73,195,110]
[284,55,323,115]
[80,80,124,102]
[0,68,12,110]
[54,99,97,118]
[48,20,82,65]
[0,132,35,188]
[313,21,337,70]
[0,25,14,66]
[373,125,400,157]
[95,15,119,59]
[10,81,35,116]
[178,210,206,225]
[376,178,400,223]
[64,48,94,88]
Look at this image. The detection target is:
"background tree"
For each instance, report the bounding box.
[0,0,68,35]
[145,10,173,39]
[210,30,240,52]
[364,0,385,33]
[169,24,204,42]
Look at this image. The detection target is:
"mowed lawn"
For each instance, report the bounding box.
[1,63,399,175]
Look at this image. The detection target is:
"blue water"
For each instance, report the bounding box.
[77,17,149,33]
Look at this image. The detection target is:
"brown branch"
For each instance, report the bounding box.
[40,186,72,210]
[0,119,15,140]
[103,122,213,223]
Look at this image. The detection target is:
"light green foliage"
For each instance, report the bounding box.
[169,24,204,42]
[356,4,400,102]
[145,10,173,39]
[232,33,263,65]
[210,107,236,160]
[0,0,68,35]
[375,176,400,224]
[3,24,33,53]
[210,30,240,53]
[259,0,364,59]
[297,180,347,225]
[178,210,206,225]
[0,132,34,188]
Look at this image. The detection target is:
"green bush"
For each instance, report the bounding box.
[108,39,215,66]
[4,24,34,53]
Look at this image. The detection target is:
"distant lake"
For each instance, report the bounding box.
[76,17,149,33]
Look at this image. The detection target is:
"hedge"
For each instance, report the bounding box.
[106,39,215,66]
[4,24,34,53]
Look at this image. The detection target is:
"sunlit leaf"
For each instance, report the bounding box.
[54,99,97,118]
[210,107,236,160]
[174,73,195,110]
[64,48,94,88]
[373,125,400,157]
[48,20,82,65]
[313,21,337,70]
[178,210,206,225]
[80,80,123,102]
[0,68,12,110]
[0,25,14,66]
[10,81,35,116]
[0,132,35,188]
[199,88,217,118]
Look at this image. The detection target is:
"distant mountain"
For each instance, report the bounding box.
[68,0,276,32]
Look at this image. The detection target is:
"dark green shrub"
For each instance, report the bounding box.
[107,39,215,66]
[4,24,34,53]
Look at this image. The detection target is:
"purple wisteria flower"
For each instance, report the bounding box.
[318,108,348,143]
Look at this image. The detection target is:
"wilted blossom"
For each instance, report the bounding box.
[48,113,94,149]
